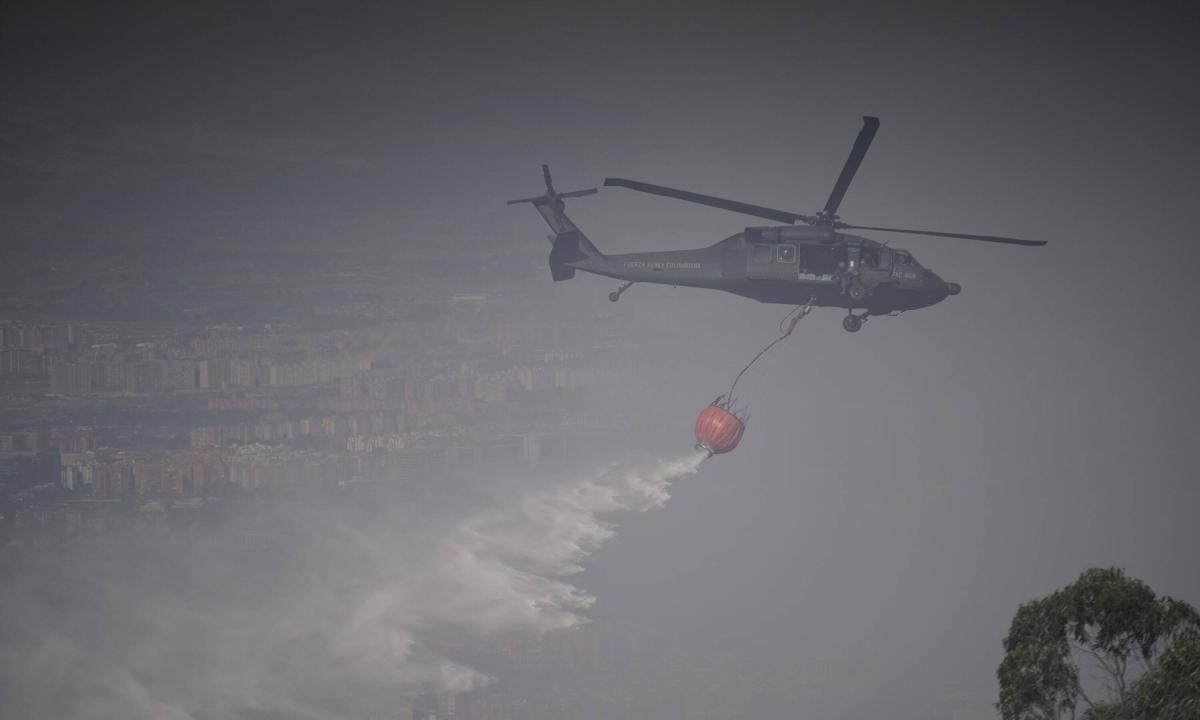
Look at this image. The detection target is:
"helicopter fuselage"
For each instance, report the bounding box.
[568,225,959,315]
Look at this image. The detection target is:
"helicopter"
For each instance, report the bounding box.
[508,117,1045,332]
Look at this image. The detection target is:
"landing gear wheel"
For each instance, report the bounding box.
[843,314,863,333]
[847,282,869,303]
[608,281,634,303]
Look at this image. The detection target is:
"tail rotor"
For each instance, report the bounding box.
[507,165,605,281]
[507,165,598,205]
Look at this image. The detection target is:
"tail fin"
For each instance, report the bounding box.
[548,230,588,280]
[508,165,603,280]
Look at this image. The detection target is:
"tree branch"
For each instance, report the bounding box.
[1075,684,1098,711]
[1075,643,1119,683]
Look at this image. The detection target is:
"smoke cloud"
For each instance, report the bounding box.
[0,451,707,719]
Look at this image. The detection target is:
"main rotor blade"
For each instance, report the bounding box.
[822,116,880,220]
[558,188,598,199]
[839,223,1047,246]
[604,178,816,225]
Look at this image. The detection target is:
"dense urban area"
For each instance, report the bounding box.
[0,238,671,719]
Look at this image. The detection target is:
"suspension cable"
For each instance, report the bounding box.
[726,297,815,400]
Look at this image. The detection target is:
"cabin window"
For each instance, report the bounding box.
[753,244,772,262]
[876,248,892,271]
[776,245,796,263]
[800,245,844,275]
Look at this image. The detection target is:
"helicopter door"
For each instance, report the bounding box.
[747,243,799,280]
[876,247,893,271]
[747,243,773,279]
[797,244,845,279]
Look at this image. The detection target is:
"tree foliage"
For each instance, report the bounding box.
[997,568,1199,720]
[1083,629,1200,720]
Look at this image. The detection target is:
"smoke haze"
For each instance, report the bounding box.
[3,2,1199,719]
[0,452,706,718]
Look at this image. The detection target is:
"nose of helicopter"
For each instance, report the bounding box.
[924,271,960,302]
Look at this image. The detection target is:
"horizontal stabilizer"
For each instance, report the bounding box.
[549,230,586,281]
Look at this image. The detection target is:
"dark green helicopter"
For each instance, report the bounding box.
[509,117,1045,332]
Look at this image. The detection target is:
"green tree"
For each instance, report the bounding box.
[997,568,1199,720]
[1084,628,1200,720]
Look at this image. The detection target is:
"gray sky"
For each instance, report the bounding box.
[3,2,1199,718]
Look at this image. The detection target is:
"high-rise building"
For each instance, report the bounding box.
[49,361,94,396]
